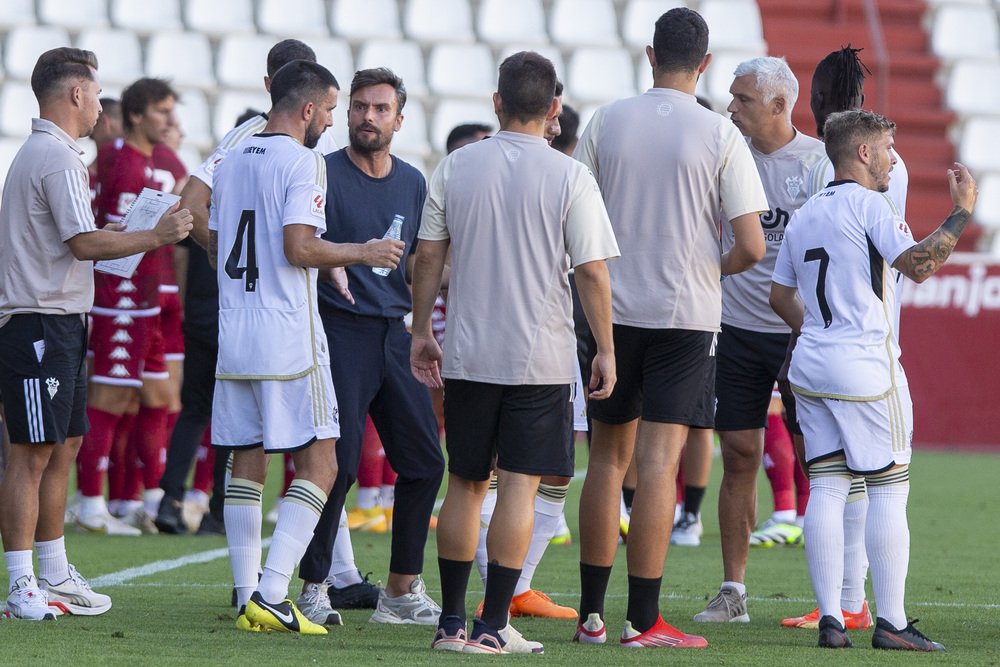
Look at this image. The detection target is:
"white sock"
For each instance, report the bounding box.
[5,550,34,592]
[772,509,797,525]
[722,581,746,597]
[842,493,869,614]
[329,507,363,587]
[514,493,564,596]
[143,488,165,518]
[380,484,395,509]
[79,495,108,520]
[804,475,850,626]
[224,478,263,610]
[258,479,326,604]
[35,537,70,584]
[866,482,910,630]
[794,514,805,529]
[356,487,380,510]
[476,490,497,590]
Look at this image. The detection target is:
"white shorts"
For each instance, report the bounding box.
[573,362,588,432]
[795,385,912,474]
[211,364,340,452]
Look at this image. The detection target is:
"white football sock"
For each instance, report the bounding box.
[224,478,263,610]
[866,482,910,630]
[842,491,869,614]
[476,489,498,590]
[5,550,34,592]
[143,488,164,518]
[380,484,395,509]
[258,479,326,604]
[722,581,746,597]
[329,507,363,587]
[35,537,70,585]
[78,495,108,520]
[772,509,797,525]
[514,493,564,596]
[356,487,380,511]
[804,474,850,626]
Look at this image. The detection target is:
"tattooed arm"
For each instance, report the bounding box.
[892,163,977,284]
[208,230,218,271]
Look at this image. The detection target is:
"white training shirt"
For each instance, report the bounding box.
[721,130,826,333]
[574,88,768,332]
[419,130,620,385]
[209,133,330,379]
[772,180,917,400]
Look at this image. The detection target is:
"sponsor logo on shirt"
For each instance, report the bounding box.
[111,330,133,344]
[311,189,325,218]
[205,152,224,174]
[110,346,131,361]
[109,364,130,378]
[898,221,911,236]
[113,314,135,326]
[116,280,137,293]
[115,297,137,310]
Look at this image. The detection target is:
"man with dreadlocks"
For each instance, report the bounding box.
[778,45,908,633]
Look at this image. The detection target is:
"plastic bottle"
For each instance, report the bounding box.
[372,214,404,276]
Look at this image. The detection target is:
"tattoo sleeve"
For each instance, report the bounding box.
[208,230,218,271]
[892,206,971,282]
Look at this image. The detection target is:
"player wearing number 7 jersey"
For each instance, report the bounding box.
[769,109,977,651]
[208,59,404,634]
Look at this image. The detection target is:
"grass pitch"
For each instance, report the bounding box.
[0,448,997,665]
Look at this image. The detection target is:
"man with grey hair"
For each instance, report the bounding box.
[693,55,825,623]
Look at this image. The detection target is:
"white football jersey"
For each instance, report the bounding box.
[808,148,907,218]
[209,133,330,379]
[772,181,917,400]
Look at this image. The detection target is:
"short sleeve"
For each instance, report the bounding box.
[190,147,225,189]
[418,152,454,242]
[42,168,97,241]
[865,193,916,266]
[771,235,797,288]
[719,126,769,221]
[565,166,620,267]
[283,149,327,233]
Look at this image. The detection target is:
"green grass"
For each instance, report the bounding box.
[1,448,998,665]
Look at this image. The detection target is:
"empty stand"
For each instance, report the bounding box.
[357,40,427,96]
[173,89,213,150]
[428,44,495,98]
[700,0,766,51]
[4,25,71,80]
[75,29,142,86]
[39,0,108,30]
[568,48,638,103]
[394,100,431,156]
[477,0,548,45]
[146,32,215,90]
[622,0,688,49]
[959,116,1000,172]
[212,90,270,143]
[217,35,273,89]
[496,44,565,82]
[550,0,620,47]
[0,82,35,137]
[431,100,496,153]
[330,0,401,40]
[404,0,474,43]
[0,0,36,28]
[974,173,1000,230]
[946,60,1000,115]
[184,0,254,37]
[312,39,355,84]
[0,138,26,197]
[930,5,1000,59]
[257,0,328,38]
[110,0,181,34]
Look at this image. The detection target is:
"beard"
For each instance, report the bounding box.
[349,123,391,154]
[868,161,890,193]
[304,119,325,149]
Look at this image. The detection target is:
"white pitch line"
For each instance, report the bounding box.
[88,538,271,588]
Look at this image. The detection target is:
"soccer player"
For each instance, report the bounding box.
[693,56,825,622]
[87,97,122,200]
[0,47,191,620]
[770,109,975,651]
[444,123,491,153]
[574,8,765,648]
[76,77,182,535]
[781,45,909,631]
[411,50,619,653]
[551,103,580,156]
[209,59,404,634]
[295,67,446,626]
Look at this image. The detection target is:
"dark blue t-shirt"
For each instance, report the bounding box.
[318,149,425,318]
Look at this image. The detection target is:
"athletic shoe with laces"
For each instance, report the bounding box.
[3,576,56,621]
[872,617,945,652]
[236,604,265,632]
[40,564,111,616]
[573,612,607,644]
[195,512,226,536]
[550,512,572,545]
[182,490,210,532]
[245,591,327,634]
[328,571,380,609]
[347,506,387,532]
[670,512,702,547]
[154,497,186,534]
[463,618,543,654]
[295,579,344,626]
[693,585,750,622]
[620,616,708,648]
[749,519,803,547]
[120,507,158,534]
[431,614,467,651]
[76,509,142,536]
[369,577,441,625]
[510,589,578,619]
[781,599,871,629]
[818,615,853,648]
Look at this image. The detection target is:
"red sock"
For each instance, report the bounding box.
[192,428,215,494]
[381,453,397,486]
[131,405,169,490]
[763,413,796,513]
[358,416,384,488]
[107,412,136,502]
[281,453,295,496]
[77,407,121,497]
[122,438,143,501]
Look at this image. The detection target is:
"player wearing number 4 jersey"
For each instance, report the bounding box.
[208,59,404,634]
[770,109,977,651]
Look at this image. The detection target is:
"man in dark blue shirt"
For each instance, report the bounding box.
[297,68,445,625]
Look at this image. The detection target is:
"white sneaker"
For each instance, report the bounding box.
[182,489,210,532]
[120,507,158,534]
[369,577,441,625]
[295,578,344,626]
[76,510,142,536]
[4,575,56,621]
[498,622,544,654]
[265,497,283,524]
[64,492,81,525]
[40,564,112,616]
[670,512,702,546]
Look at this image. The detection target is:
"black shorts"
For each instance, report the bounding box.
[714,324,790,431]
[0,314,88,444]
[587,325,716,427]
[443,379,574,481]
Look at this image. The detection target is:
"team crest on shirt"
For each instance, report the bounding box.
[46,377,59,399]
[311,188,325,218]
[785,175,803,200]
[656,102,674,117]
[504,148,522,162]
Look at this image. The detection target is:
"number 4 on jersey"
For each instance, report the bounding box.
[226,209,259,292]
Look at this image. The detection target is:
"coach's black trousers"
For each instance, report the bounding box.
[298,309,445,582]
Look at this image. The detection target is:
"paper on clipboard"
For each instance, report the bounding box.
[94,188,180,279]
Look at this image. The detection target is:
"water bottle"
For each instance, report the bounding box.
[372,214,404,277]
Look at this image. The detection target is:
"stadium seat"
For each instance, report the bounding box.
[394,100,431,156]
[0,138,26,197]
[636,59,654,94]
[550,0,620,47]
[700,0,766,51]
[567,48,637,103]
[212,91,271,143]
[184,0,254,37]
[0,82,35,138]
[705,50,761,110]
[497,45,566,83]
[330,0,401,40]
[404,0,474,43]
[38,0,107,30]
[431,100,496,153]
[428,44,495,98]
[3,25,71,81]
[622,0,688,49]
[173,89,213,150]
[357,40,427,97]
[147,32,215,90]
[959,116,1000,172]
[931,5,1000,59]
[110,0,181,34]
[258,0,328,38]
[0,0,35,29]
[476,0,547,46]
[946,60,1000,115]
[174,145,205,175]
[312,39,355,84]
[75,29,143,87]
[973,172,1000,229]
[217,35,273,89]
